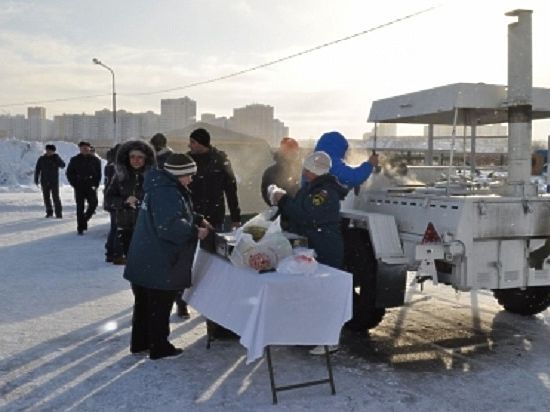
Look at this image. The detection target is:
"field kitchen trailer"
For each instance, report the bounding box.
[341,9,550,330]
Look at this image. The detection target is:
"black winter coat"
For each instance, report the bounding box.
[155,147,173,169]
[34,154,65,185]
[66,154,102,190]
[260,154,301,206]
[104,140,155,228]
[188,147,241,227]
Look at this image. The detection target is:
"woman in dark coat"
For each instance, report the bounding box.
[123,153,211,360]
[105,140,155,264]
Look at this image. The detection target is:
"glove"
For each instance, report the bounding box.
[267,184,286,206]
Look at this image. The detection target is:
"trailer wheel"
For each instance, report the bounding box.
[343,226,386,331]
[493,287,550,316]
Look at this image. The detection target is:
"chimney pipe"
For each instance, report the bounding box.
[505,9,534,196]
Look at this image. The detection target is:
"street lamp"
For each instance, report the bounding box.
[92,58,117,143]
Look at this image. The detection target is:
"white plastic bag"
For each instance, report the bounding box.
[276,248,318,275]
[230,209,292,272]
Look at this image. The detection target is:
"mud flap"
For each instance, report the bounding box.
[376,262,407,308]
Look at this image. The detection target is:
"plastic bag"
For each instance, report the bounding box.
[276,248,318,275]
[230,209,292,272]
[240,207,279,241]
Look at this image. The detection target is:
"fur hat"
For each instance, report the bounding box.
[45,144,56,152]
[189,128,211,147]
[303,151,332,176]
[164,153,197,176]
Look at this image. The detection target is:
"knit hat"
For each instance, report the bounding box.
[164,153,197,176]
[189,128,211,147]
[45,144,56,152]
[150,133,167,151]
[303,151,332,176]
[279,137,299,155]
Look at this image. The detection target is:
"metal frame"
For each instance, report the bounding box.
[265,346,336,405]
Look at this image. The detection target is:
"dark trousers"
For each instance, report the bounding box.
[116,227,134,257]
[74,186,98,231]
[105,211,117,257]
[131,284,178,354]
[41,182,62,216]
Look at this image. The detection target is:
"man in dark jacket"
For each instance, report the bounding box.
[272,150,348,355]
[272,151,348,269]
[34,144,65,218]
[124,153,211,359]
[150,132,173,168]
[66,141,102,235]
[261,137,301,206]
[187,128,241,230]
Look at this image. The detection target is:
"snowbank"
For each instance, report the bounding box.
[0,138,103,192]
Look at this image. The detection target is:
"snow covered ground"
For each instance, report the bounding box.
[1,189,550,410]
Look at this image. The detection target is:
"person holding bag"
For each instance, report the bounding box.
[105,140,156,265]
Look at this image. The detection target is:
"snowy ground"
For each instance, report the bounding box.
[1,187,550,411]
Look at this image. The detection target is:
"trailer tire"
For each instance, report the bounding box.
[343,226,386,331]
[493,287,550,316]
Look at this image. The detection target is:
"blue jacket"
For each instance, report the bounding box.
[314,131,373,188]
[279,174,348,269]
[123,169,201,290]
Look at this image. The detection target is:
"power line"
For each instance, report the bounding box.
[0,4,439,109]
[124,5,440,97]
[0,94,110,109]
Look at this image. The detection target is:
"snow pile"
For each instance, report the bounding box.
[0,138,97,192]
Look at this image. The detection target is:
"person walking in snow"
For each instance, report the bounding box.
[66,141,102,235]
[34,144,65,218]
[123,153,211,360]
[104,140,155,265]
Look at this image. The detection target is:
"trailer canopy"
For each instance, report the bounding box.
[368,83,550,125]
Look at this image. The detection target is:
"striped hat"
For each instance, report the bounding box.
[164,153,197,176]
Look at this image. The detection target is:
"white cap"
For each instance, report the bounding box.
[303,151,332,176]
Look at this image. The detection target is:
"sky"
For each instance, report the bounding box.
[1,0,550,140]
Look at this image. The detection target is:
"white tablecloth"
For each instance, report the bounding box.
[184,249,353,364]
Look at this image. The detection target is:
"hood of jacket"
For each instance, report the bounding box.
[115,140,156,180]
[314,131,349,160]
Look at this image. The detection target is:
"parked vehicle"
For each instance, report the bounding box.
[341,10,550,330]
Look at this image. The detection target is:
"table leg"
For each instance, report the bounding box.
[266,346,278,404]
[324,345,336,395]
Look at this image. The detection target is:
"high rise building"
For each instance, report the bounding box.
[160,97,196,133]
[27,107,48,141]
[229,103,288,146]
[0,114,27,139]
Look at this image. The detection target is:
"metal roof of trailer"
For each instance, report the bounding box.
[367,83,550,125]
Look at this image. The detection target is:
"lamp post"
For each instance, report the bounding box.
[92,58,117,143]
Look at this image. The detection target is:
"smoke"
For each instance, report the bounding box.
[364,163,424,190]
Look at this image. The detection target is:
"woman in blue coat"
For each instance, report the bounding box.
[314,131,378,189]
[123,153,211,360]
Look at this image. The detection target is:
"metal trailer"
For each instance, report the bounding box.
[341,9,550,330]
